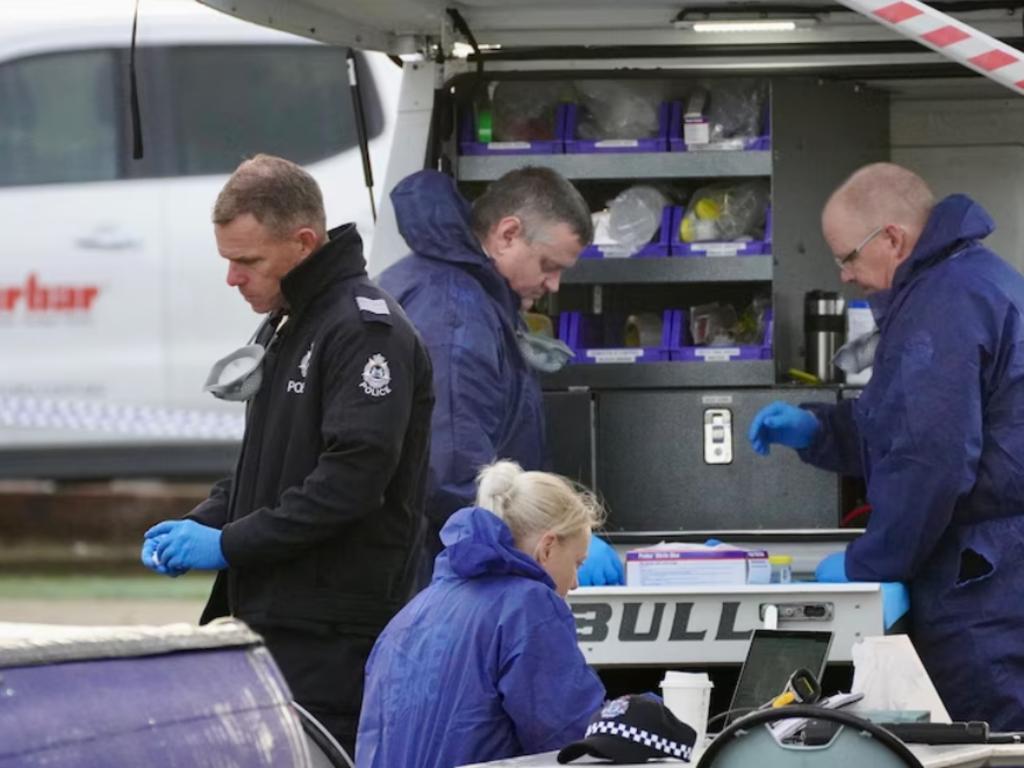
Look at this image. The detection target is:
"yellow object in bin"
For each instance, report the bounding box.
[523,312,554,337]
[694,197,722,220]
[679,197,723,242]
[680,216,696,242]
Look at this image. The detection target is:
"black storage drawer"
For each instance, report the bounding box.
[595,387,839,531]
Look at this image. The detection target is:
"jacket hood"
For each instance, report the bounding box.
[895,194,994,289]
[433,506,555,589]
[869,195,994,322]
[391,170,520,311]
[392,170,488,266]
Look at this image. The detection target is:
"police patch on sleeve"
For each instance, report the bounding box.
[360,354,392,397]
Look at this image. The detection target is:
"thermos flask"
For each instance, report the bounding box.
[804,290,845,383]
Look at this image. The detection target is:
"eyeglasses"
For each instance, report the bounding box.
[835,226,883,270]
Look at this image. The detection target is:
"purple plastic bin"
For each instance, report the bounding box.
[564,102,670,154]
[558,309,680,364]
[669,205,772,257]
[580,206,673,259]
[458,104,566,155]
[668,101,770,152]
[671,308,773,362]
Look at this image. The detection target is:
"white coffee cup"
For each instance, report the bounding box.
[660,671,714,753]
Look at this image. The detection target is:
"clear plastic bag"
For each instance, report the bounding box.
[733,296,772,345]
[706,79,767,147]
[592,185,668,258]
[689,297,771,347]
[490,81,566,141]
[677,79,767,149]
[574,80,666,140]
[678,180,769,242]
[690,303,738,346]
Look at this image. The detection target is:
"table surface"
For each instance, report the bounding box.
[458,742,1024,767]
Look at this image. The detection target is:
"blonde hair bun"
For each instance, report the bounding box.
[475,460,606,544]
[476,460,523,520]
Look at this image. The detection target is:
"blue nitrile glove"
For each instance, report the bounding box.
[881,583,910,630]
[748,401,820,456]
[815,551,848,583]
[148,520,227,571]
[140,535,188,577]
[578,536,625,586]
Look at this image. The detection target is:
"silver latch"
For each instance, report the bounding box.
[703,408,733,464]
[760,602,835,622]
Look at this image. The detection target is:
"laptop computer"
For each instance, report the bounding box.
[725,629,834,726]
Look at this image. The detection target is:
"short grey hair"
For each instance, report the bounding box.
[470,167,593,246]
[826,162,935,235]
[213,154,326,238]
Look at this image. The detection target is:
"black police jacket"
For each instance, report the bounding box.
[190,224,433,635]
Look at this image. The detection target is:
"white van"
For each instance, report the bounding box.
[0,0,399,471]
[7,0,1023,479]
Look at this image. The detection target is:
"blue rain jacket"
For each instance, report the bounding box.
[801,195,1024,729]
[355,506,606,768]
[378,172,547,532]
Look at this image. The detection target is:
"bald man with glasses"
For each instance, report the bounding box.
[748,162,1024,730]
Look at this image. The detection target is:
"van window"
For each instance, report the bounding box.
[0,50,120,187]
[164,45,359,175]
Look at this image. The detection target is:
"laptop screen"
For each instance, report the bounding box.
[727,629,833,725]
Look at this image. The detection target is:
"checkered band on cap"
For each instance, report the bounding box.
[585,720,694,760]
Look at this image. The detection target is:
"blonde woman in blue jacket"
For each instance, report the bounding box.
[356,461,606,768]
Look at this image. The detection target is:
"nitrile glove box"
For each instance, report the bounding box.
[626,546,771,586]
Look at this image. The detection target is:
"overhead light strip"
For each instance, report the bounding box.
[691,20,801,32]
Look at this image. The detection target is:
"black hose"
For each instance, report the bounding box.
[129,0,143,160]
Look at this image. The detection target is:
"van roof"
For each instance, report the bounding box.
[2,0,311,57]
[6,0,234,27]
[197,0,1023,56]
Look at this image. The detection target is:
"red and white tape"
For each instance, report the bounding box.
[835,0,1024,94]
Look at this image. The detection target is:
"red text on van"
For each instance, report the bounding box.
[0,273,100,312]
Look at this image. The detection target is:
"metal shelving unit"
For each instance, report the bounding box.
[453,106,777,393]
[563,255,773,284]
[455,148,776,388]
[456,150,772,182]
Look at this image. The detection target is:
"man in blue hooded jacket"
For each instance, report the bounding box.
[749,162,1024,729]
[379,168,624,588]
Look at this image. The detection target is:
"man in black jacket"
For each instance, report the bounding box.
[141,154,433,754]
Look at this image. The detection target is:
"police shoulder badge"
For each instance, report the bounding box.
[360,354,392,397]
